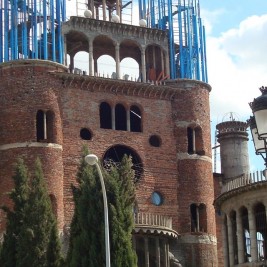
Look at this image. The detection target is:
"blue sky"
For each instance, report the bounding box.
[66,0,267,172]
[200,0,267,172]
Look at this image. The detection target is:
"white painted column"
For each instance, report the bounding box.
[89,39,94,76]
[145,236,150,267]
[115,43,121,79]
[226,214,235,266]
[236,209,245,264]
[248,206,258,262]
[111,106,115,130]
[127,109,130,131]
[141,48,146,82]
[43,112,47,140]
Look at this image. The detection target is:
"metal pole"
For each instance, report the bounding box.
[95,162,111,267]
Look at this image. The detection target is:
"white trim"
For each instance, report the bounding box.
[0,142,62,150]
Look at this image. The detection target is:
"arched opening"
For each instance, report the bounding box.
[103,144,143,182]
[229,210,238,265]
[36,110,45,141]
[130,105,142,132]
[100,102,112,129]
[73,51,89,75]
[187,127,194,154]
[97,55,116,78]
[115,104,127,131]
[199,203,207,232]
[46,110,55,143]
[36,110,55,143]
[190,203,198,232]
[195,127,204,155]
[121,57,139,81]
[254,203,267,260]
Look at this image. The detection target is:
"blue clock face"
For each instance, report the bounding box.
[151,192,163,206]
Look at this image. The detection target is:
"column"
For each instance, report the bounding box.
[196,205,199,231]
[165,49,170,78]
[166,241,170,267]
[64,35,68,66]
[102,0,106,20]
[192,128,196,154]
[226,214,235,266]
[248,206,258,262]
[145,237,150,267]
[236,209,245,264]
[111,106,115,130]
[222,216,229,267]
[116,0,121,19]
[69,55,74,72]
[156,237,160,267]
[115,43,121,79]
[89,39,94,76]
[127,109,130,131]
[43,112,47,140]
[163,239,169,267]
[141,48,146,82]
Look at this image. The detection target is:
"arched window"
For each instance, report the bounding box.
[100,102,112,129]
[115,104,127,131]
[36,110,54,143]
[36,110,45,141]
[190,203,207,233]
[130,105,142,132]
[187,126,204,155]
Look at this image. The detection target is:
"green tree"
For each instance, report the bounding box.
[0,159,30,267]
[107,155,137,267]
[16,158,63,267]
[67,148,105,267]
[67,149,137,267]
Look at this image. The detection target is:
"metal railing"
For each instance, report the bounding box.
[222,171,266,193]
[134,212,173,229]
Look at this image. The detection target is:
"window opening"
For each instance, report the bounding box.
[115,104,127,131]
[149,135,161,147]
[80,128,92,140]
[100,102,112,129]
[130,105,142,132]
[187,127,194,154]
[103,145,143,182]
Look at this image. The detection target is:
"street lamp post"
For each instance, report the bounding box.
[249,86,267,172]
[85,154,111,267]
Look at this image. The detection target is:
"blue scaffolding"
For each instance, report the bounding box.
[0,0,66,63]
[139,0,208,82]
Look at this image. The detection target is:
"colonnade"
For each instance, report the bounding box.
[65,38,169,83]
[133,235,170,267]
[222,202,267,266]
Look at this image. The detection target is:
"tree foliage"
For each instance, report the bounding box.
[0,158,63,267]
[67,149,137,267]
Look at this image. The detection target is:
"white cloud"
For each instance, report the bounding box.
[205,14,267,122]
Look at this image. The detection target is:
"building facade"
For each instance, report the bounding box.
[0,0,218,266]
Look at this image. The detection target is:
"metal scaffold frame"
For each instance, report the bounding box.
[139,0,208,82]
[0,0,66,63]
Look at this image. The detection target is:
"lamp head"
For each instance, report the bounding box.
[85,154,98,165]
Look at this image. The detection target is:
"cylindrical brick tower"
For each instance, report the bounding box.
[0,60,66,232]
[216,117,249,179]
[167,79,217,267]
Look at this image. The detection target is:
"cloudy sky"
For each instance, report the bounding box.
[66,0,267,172]
[200,0,267,171]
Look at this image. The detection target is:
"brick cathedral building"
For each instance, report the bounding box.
[0,0,219,266]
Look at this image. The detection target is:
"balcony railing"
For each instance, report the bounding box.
[134,212,178,237]
[134,212,173,229]
[222,171,266,193]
